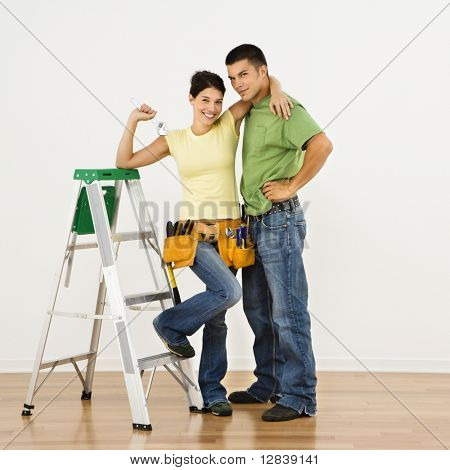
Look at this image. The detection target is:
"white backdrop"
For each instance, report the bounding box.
[1,0,449,374]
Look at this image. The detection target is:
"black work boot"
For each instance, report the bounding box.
[262,404,309,422]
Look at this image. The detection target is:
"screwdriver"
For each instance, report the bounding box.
[241,225,247,249]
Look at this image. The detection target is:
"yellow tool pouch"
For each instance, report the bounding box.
[217,219,255,269]
[226,236,256,269]
[162,235,198,269]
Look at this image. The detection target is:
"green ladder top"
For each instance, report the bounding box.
[73,168,140,184]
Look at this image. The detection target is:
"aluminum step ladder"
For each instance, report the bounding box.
[21,168,204,430]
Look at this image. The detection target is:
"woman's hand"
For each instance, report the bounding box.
[269,92,294,120]
[129,103,157,123]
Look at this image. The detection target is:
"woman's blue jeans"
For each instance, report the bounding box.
[153,241,241,408]
[242,205,317,415]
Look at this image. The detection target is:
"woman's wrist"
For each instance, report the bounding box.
[127,116,138,128]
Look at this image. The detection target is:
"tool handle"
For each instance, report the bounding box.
[236,228,241,248]
[187,220,195,235]
[180,219,190,235]
[166,221,174,237]
[240,226,247,248]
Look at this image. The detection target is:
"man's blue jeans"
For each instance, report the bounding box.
[153,241,241,408]
[242,204,317,415]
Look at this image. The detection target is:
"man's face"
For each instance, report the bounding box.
[227,59,267,102]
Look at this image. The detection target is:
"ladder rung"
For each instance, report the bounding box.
[112,231,156,242]
[127,305,161,312]
[49,310,122,320]
[124,291,172,307]
[138,352,186,370]
[40,352,95,370]
[69,242,98,251]
[68,231,155,251]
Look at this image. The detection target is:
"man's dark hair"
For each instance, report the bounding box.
[225,44,267,68]
[190,71,226,98]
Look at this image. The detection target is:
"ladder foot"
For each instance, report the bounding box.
[132,423,152,431]
[22,404,34,416]
[189,406,209,414]
[81,390,92,400]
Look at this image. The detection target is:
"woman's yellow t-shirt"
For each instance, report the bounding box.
[165,110,240,221]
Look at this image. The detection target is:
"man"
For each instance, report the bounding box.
[225,44,333,422]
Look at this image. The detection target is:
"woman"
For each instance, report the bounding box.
[116,71,292,416]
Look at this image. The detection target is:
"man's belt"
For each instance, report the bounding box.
[250,195,301,221]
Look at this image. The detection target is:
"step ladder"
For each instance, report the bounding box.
[21,168,204,430]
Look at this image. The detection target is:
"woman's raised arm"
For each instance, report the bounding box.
[116,104,170,169]
[268,76,294,120]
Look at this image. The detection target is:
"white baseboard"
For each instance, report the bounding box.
[229,357,450,373]
[315,357,450,373]
[1,357,450,373]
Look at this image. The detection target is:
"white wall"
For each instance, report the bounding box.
[1,0,449,373]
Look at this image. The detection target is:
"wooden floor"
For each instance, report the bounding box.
[1,371,449,450]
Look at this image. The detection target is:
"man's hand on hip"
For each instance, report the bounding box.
[262,179,296,202]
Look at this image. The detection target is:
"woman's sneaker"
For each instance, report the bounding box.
[208,402,232,416]
[164,341,195,358]
[155,331,195,358]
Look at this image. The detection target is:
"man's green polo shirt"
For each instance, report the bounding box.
[241,94,322,216]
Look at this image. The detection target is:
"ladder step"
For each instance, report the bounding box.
[127,304,162,312]
[68,231,155,251]
[40,352,95,370]
[112,231,156,242]
[50,310,122,320]
[138,352,187,370]
[124,291,172,307]
[68,242,98,251]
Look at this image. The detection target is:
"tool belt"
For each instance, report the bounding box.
[163,217,255,270]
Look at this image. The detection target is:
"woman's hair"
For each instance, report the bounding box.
[190,71,226,98]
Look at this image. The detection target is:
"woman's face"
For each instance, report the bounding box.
[189,87,224,126]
